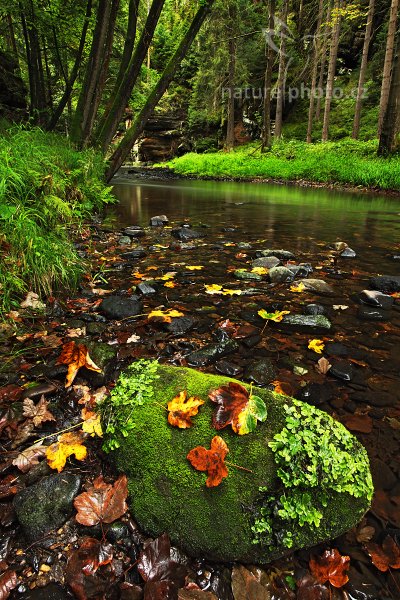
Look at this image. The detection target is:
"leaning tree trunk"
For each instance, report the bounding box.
[113,0,140,96]
[315,0,332,121]
[261,0,276,151]
[378,36,400,155]
[95,0,166,153]
[352,0,375,139]
[274,0,289,139]
[226,36,236,151]
[105,0,216,181]
[306,0,325,142]
[377,0,399,137]
[322,0,342,142]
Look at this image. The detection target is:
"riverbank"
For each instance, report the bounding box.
[0,127,114,316]
[166,139,400,193]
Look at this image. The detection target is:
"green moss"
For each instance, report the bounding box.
[104,361,372,563]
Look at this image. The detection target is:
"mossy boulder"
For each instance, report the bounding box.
[104,361,373,564]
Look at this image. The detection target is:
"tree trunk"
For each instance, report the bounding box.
[306,0,324,142]
[377,0,399,136]
[113,0,140,95]
[315,1,332,121]
[261,0,276,151]
[95,0,167,152]
[105,0,216,181]
[46,0,93,131]
[352,0,375,138]
[21,0,47,122]
[274,0,289,139]
[378,36,400,155]
[226,37,236,150]
[322,0,342,142]
[6,14,21,74]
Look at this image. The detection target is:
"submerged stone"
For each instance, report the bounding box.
[251,256,280,269]
[298,279,335,296]
[234,269,263,282]
[105,362,373,564]
[255,249,295,260]
[268,266,295,283]
[100,296,143,319]
[281,314,332,330]
[369,275,400,293]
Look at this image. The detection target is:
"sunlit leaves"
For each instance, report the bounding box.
[167,390,204,429]
[309,548,350,588]
[56,341,102,388]
[209,382,267,435]
[147,308,184,322]
[308,339,325,354]
[46,430,87,472]
[204,284,242,295]
[74,475,128,526]
[187,436,229,487]
[258,309,290,322]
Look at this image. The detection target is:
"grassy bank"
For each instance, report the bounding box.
[168,139,400,191]
[0,127,114,316]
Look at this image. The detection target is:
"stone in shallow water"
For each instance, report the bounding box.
[251,256,280,269]
[118,236,131,246]
[282,314,332,330]
[120,249,147,260]
[298,279,335,296]
[255,249,295,260]
[369,275,400,293]
[150,215,168,226]
[305,303,326,316]
[101,296,143,319]
[14,473,81,541]
[172,228,205,242]
[234,269,263,282]
[124,226,145,238]
[359,290,394,310]
[107,362,372,564]
[268,266,295,283]
[245,358,276,386]
[357,307,389,321]
[187,338,239,367]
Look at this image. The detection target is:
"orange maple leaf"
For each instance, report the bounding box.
[56,341,101,387]
[167,391,204,428]
[309,548,350,588]
[187,436,229,487]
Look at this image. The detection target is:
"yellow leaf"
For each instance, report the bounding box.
[132,271,146,279]
[148,308,184,323]
[308,339,325,354]
[56,341,102,388]
[258,309,290,322]
[158,272,177,281]
[81,408,103,437]
[204,284,223,294]
[164,281,177,288]
[46,431,87,472]
[251,267,269,275]
[186,265,204,271]
[167,390,205,428]
[221,288,242,296]
[290,282,306,292]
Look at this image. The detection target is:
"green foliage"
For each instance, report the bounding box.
[168,138,400,190]
[0,126,114,316]
[252,400,373,548]
[101,359,160,453]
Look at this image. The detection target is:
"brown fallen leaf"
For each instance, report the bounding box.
[12,441,47,473]
[0,475,22,500]
[309,548,350,588]
[0,570,17,600]
[364,535,400,572]
[74,475,128,526]
[56,341,102,387]
[231,565,270,600]
[65,537,114,600]
[316,357,331,375]
[22,395,55,427]
[340,414,373,434]
[187,436,229,488]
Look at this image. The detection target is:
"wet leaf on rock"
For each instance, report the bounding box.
[0,569,17,600]
[309,548,350,588]
[167,391,204,429]
[46,430,87,472]
[12,441,47,472]
[258,309,290,322]
[364,535,400,572]
[187,436,229,487]
[74,474,128,526]
[22,395,55,427]
[56,341,101,388]
[138,533,187,599]
[209,382,267,435]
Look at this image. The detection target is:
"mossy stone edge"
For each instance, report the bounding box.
[108,363,372,564]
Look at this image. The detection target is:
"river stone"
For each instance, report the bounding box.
[120,249,147,260]
[255,249,295,260]
[359,290,394,310]
[172,228,205,242]
[268,266,295,283]
[245,359,276,386]
[107,363,372,564]
[369,275,400,293]
[187,338,239,366]
[251,256,280,269]
[13,473,81,541]
[305,304,326,316]
[100,296,143,319]
[234,269,263,282]
[282,314,332,330]
[118,236,131,246]
[298,279,335,296]
[150,215,169,226]
[124,226,145,238]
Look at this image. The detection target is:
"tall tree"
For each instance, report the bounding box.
[322,0,342,141]
[352,0,375,139]
[226,36,236,150]
[261,0,276,151]
[306,0,325,142]
[378,34,400,155]
[274,0,289,139]
[315,0,332,121]
[377,0,399,136]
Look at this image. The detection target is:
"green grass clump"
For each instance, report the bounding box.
[167,138,400,191]
[0,126,115,316]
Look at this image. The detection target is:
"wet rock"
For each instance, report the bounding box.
[268,266,295,283]
[305,303,326,316]
[21,383,57,400]
[369,275,400,293]
[359,290,394,310]
[21,583,71,599]
[237,242,252,249]
[137,282,157,296]
[14,473,81,541]
[150,215,168,226]
[118,236,132,246]
[282,314,332,330]
[255,249,295,260]
[286,263,313,278]
[245,359,276,386]
[165,316,195,336]
[86,322,106,335]
[329,360,354,382]
[340,247,356,258]
[234,269,263,282]
[106,521,130,543]
[357,307,389,321]
[120,249,147,261]
[187,338,239,367]
[298,279,335,296]
[251,256,280,269]
[100,296,143,319]
[171,228,205,242]
[297,383,334,406]
[215,360,242,377]
[124,226,145,237]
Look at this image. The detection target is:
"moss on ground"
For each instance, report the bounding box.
[108,363,372,563]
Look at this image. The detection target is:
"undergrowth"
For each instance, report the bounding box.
[167,139,400,191]
[0,126,115,316]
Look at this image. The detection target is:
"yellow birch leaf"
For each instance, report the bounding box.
[290,282,306,292]
[148,309,184,322]
[186,265,204,271]
[308,339,325,354]
[81,408,103,437]
[46,431,87,472]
